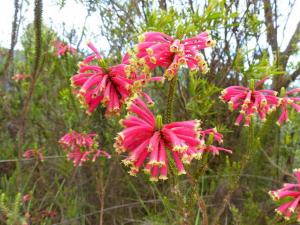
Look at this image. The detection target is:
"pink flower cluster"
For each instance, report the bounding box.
[114,97,231,181]
[22,194,32,203]
[269,169,300,221]
[59,131,110,166]
[23,149,44,162]
[134,31,215,80]
[53,40,76,56]
[12,74,29,82]
[277,88,300,125]
[200,128,232,156]
[71,42,147,116]
[220,79,300,126]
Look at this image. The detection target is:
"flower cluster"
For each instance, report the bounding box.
[269,169,300,221]
[276,88,300,125]
[220,79,278,126]
[12,74,29,82]
[133,31,215,80]
[59,131,110,166]
[40,210,57,219]
[23,149,44,162]
[220,79,300,126]
[53,40,76,56]
[22,194,32,203]
[64,34,233,182]
[200,128,232,156]
[71,42,146,116]
[114,97,231,181]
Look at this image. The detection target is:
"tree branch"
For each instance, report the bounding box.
[159,0,167,10]
[289,65,300,83]
[263,0,278,52]
[281,20,300,67]
[0,0,20,78]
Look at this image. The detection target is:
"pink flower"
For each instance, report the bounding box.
[71,42,145,117]
[22,194,32,203]
[59,131,110,166]
[269,169,300,221]
[40,209,57,218]
[276,88,300,125]
[200,128,232,156]
[114,97,230,181]
[12,74,29,82]
[220,78,278,126]
[23,149,44,162]
[53,40,76,56]
[134,31,215,80]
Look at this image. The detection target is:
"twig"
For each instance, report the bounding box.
[0,156,65,163]
[260,147,294,178]
[187,173,208,225]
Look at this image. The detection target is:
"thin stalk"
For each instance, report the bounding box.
[164,76,177,124]
[212,121,256,225]
[187,173,208,225]
[123,169,151,215]
[60,59,80,116]
[94,162,105,225]
[152,184,173,220]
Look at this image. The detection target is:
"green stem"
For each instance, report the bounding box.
[249,79,255,91]
[164,76,177,124]
[155,115,163,130]
[212,121,256,225]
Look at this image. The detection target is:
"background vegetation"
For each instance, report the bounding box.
[0,0,299,224]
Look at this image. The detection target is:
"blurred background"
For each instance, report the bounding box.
[0,0,299,224]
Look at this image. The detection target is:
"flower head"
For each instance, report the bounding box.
[59,131,110,166]
[40,210,57,219]
[12,74,29,82]
[134,31,215,80]
[220,78,278,126]
[114,97,230,181]
[269,169,300,221]
[23,149,44,162]
[71,42,145,116]
[276,88,300,125]
[22,194,32,203]
[53,40,76,56]
[200,128,232,156]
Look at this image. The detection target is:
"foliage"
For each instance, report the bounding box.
[0,0,299,224]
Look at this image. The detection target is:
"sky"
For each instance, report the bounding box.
[0,0,109,50]
[0,0,299,52]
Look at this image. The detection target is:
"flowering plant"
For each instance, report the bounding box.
[53,26,300,224]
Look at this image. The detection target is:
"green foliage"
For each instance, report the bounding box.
[0,192,28,225]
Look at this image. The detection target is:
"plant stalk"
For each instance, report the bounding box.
[164,76,177,124]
